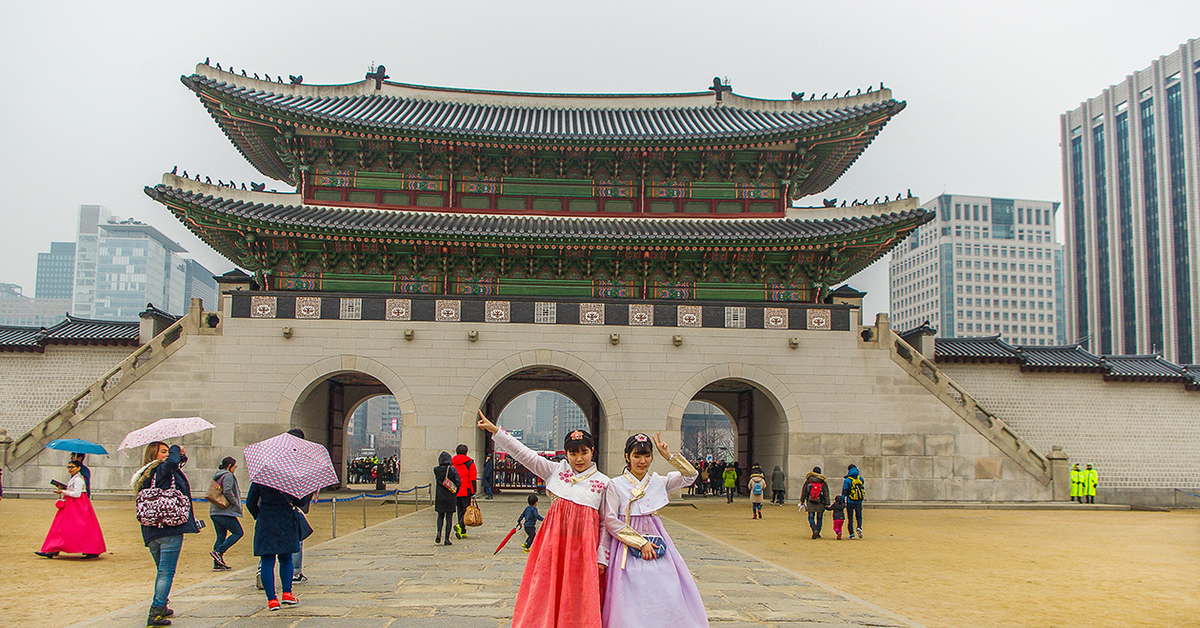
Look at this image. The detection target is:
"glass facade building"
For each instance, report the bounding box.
[889,194,1065,346]
[1060,38,1200,364]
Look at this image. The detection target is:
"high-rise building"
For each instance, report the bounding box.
[0,283,71,327]
[555,396,588,446]
[889,194,1065,345]
[1061,39,1200,364]
[35,242,76,300]
[69,206,218,320]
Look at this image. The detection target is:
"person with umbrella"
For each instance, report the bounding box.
[36,458,106,559]
[242,432,329,611]
[132,441,200,627]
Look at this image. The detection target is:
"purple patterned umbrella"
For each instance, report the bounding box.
[118,417,216,451]
[243,433,338,499]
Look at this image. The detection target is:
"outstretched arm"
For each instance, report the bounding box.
[480,410,558,480]
[654,432,698,491]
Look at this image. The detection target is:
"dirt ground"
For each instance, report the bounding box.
[0,495,422,627]
[1,497,1198,628]
[665,500,1200,628]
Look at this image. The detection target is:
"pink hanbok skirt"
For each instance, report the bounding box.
[40,493,106,555]
[513,498,602,627]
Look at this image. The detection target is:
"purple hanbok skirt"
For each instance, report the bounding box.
[601,514,708,628]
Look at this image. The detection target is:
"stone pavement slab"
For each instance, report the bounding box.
[68,497,922,628]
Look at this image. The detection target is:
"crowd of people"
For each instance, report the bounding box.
[345,455,399,485]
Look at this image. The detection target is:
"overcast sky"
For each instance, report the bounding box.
[1,2,1196,318]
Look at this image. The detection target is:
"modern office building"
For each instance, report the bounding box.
[889,194,1065,345]
[69,205,218,320]
[0,283,72,327]
[35,242,76,300]
[1061,38,1200,364]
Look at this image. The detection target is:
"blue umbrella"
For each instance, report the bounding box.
[45,438,109,455]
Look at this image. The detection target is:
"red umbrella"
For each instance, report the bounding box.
[494,526,519,554]
[243,433,338,499]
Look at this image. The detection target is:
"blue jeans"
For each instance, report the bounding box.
[260,554,294,600]
[807,510,824,533]
[148,534,183,608]
[846,501,863,534]
[211,515,243,554]
[292,542,303,573]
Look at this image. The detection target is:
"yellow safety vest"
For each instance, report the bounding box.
[1070,468,1081,497]
[1085,469,1098,496]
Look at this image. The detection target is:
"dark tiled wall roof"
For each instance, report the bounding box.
[0,316,139,352]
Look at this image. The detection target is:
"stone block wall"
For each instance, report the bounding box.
[938,362,1200,507]
[0,346,133,434]
[2,296,1054,504]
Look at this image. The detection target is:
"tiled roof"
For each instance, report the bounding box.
[934,336,1022,363]
[1103,355,1189,382]
[1019,345,1106,372]
[146,184,933,247]
[1185,365,1200,390]
[42,316,140,346]
[0,326,47,352]
[184,74,903,147]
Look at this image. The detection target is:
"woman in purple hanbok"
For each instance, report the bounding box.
[598,432,708,628]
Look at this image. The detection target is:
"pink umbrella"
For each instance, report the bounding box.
[118,417,216,451]
[243,433,338,499]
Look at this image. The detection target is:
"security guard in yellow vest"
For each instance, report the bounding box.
[1084,464,1098,504]
[1069,463,1082,502]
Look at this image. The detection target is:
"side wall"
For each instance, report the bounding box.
[0,346,133,435]
[939,362,1200,507]
[3,304,1053,503]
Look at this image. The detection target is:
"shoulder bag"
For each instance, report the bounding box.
[464,496,483,527]
[205,472,230,509]
[136,474,191,528]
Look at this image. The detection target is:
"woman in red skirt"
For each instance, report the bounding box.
[37,459,106,558]
[478,410,609,627]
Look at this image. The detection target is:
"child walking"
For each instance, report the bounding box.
[747,465,767,519]
[518,494,544,552]
[828,495,846,540]
[598,433,709,628]
[478,410,610,627]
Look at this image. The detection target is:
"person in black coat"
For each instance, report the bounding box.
[433,451,460,546]
[133,442,200,627]
[246,482,308,609]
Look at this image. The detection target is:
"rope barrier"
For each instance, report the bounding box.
[1174,488,1200,499]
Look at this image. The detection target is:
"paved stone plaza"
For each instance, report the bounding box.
[69,497,921,628]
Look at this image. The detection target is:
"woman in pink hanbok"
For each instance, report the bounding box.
[37,459,106,559]
[598,433,708,628]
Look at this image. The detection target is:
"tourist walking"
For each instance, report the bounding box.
[133,442,200,627]
[771,465,786,505]
[842,464,865,539]
[722,463,737,503]
[451,444,477,538]
[517,494,543,552]
[747,465,767,519]
[483,453,495,499]
[36,459,106,559]
[599,432,708,628]
[828,495,847,540]
[1070,463,1083,502]
[800,467,830,539]
[477,410,610,627]
[246,481,307,611]
[433,451,460,545]
[697,464,709,497]
[70,453,92,496]
[208,456,243,571]
[1085,464,1098,504]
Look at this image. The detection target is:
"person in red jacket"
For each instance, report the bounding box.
[451,444,477,538]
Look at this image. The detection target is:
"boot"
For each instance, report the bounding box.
[147,607,172,626]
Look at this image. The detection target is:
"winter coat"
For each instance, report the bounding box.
[747,473,767,504]
[722,466,737,488]
[208,469,243,517]
[452,453,476,496]
[138,445,201,546]
[801,471,830,512]
[771,466,786,493]
[434,453,462,513]
[828,497,846,520]
[482,456,495,490]
[246,482,303,556]
[842,467,865,503]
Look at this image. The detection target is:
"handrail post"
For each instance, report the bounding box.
[331,499,337,539]
[362,493,367,529]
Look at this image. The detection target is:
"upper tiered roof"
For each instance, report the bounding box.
[183,63,905,196]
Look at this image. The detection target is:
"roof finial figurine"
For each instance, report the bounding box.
[907,188,913,198]
[253,73,259,80]
[204,57,210,65]
[874,196,880,204]
[289,74,303,85]
[170,165,177,175]
[366,65,389,90]
[181,170,187,178]
[791,91,804,101]
[241,182,247,190]
[821,92,828,99]
[823,198,836,207]
[251,182,266,192]
[856,88,861,95]
[194,173,199,181]
[241,69,247,77]
[880,81,885,90]
[205,176,212,184]
[708,77,732,102]
[215,63,221,71]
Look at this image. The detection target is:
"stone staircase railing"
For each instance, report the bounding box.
[4,313,194,469]
[884,328,1053,486]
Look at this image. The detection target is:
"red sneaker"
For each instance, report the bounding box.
[267,599,280,611]
[281,592,298,605]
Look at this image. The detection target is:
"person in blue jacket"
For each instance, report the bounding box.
[842,464,865,539]
[133,442,200,627]
[517,494,544,552]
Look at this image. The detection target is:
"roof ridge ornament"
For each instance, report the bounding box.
[708,76,732,103]
[366,64,389,91]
